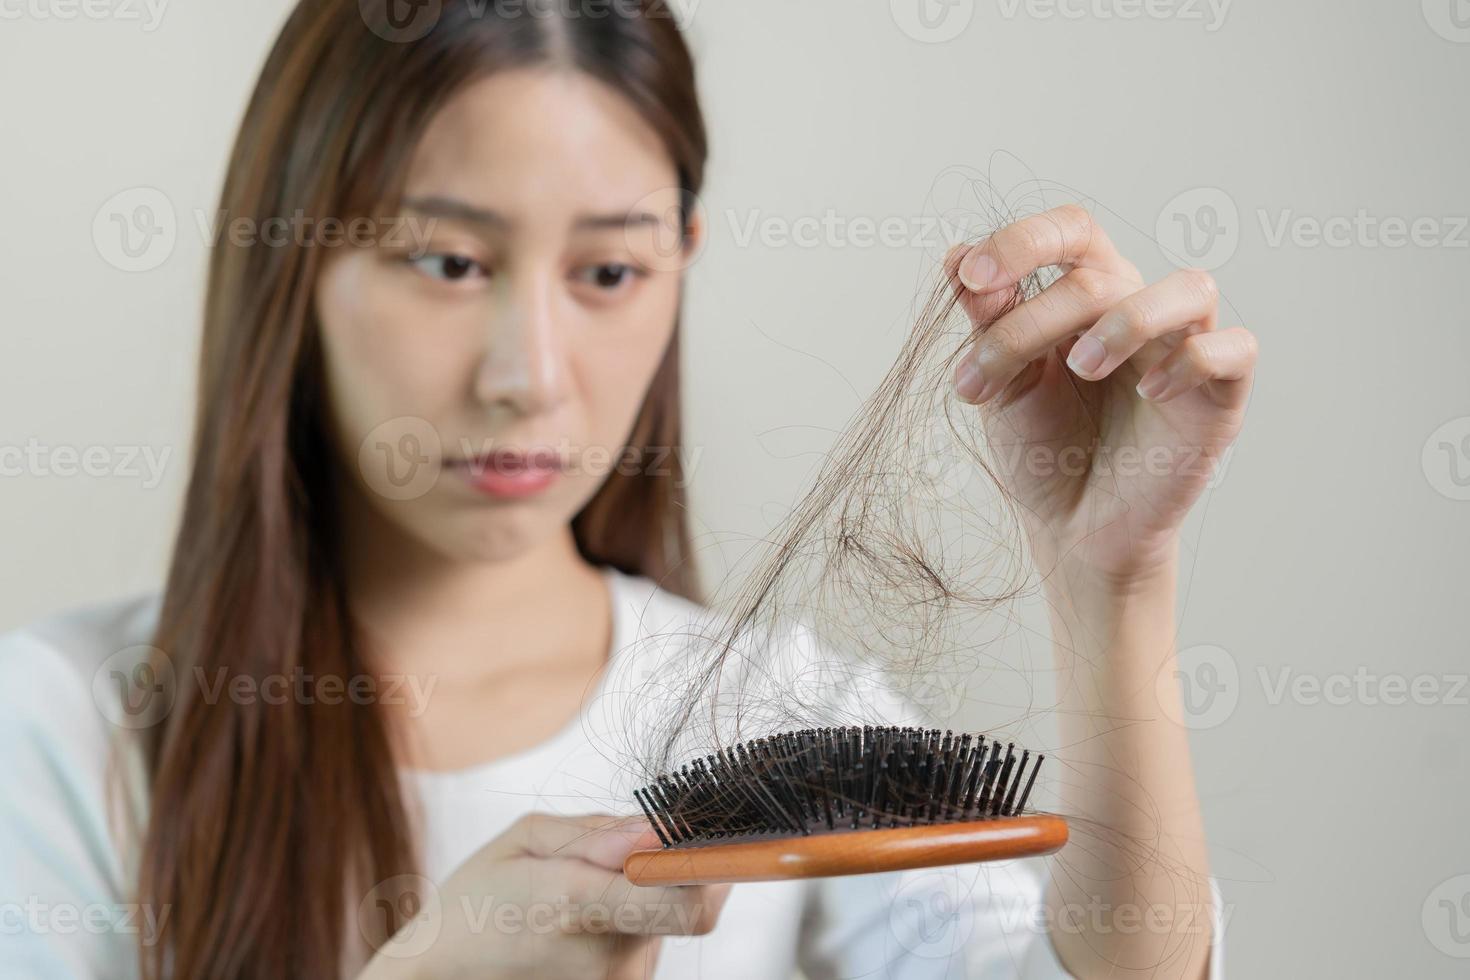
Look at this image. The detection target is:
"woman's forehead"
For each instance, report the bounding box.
[401,69,677,216]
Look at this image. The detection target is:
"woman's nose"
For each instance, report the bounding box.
[472,274,569,417]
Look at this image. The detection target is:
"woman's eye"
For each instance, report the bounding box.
[409,253,488,282]
[576,263,643,291]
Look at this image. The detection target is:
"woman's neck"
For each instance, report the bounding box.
[336,485,610,680]
[333,484,616,771]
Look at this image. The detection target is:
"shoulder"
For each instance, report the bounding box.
[0,594,160,976]
[0,591,162,808]
[0,592,162,830]
[0,591,164,734]
[604,565,710,639]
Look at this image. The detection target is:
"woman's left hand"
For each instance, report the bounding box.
[946,204,1258,583]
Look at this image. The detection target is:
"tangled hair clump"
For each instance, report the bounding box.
[596,179,1217,959]
[616,193,1062,780]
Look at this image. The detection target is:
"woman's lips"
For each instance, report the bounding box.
[447,448,565,499]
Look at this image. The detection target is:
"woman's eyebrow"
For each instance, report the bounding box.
[400,194,662,233]
[400,195,508,231]
[575,211,662,233]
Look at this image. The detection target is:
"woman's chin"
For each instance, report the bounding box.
[435,510,568,566]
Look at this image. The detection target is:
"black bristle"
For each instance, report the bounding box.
[1016,754,1043,814]
[990,745,1016,817]
[975,741,1002,814]
[1000,750,1029,816]
[961,736,985,815]
[634,788,672,846]
[633,726,1050,849]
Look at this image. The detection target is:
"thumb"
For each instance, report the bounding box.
[494,813,661,872]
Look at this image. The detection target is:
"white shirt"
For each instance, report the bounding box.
[0,565,1224,978]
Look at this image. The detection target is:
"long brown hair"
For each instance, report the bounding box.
[137,1,707,976]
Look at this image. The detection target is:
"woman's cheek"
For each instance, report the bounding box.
[363,276,465,400]
[594,308,676,436]
[318,261,466,459]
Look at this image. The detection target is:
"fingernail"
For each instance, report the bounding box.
[959,252,1002,293]
[954,357,985,402]
[1136,371,1170,400]
[1066,336,1106,377]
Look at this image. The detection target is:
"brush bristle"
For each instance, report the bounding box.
[634,726,1046,849]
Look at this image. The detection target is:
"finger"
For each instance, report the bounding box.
[1065,267,1221,382]
[953,267,1134,403]
[551,861,732,937]
[494,813,660,871]
[608,935,664,980]
[1134,326,1258,403]
[944,241,1023,327]
[561,933,662,980]
[956,205,1138,296]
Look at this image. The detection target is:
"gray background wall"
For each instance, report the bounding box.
[2,1,1467,976]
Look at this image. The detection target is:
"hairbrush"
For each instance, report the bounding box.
[624,725,1067,887]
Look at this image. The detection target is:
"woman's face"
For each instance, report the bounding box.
[315,67,697,563]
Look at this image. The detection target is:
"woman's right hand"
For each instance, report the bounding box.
[358,813,731,980]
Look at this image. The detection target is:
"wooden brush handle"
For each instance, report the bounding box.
[623,815,1068,887]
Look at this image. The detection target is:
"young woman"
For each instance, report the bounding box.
[0,1,1254,977]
